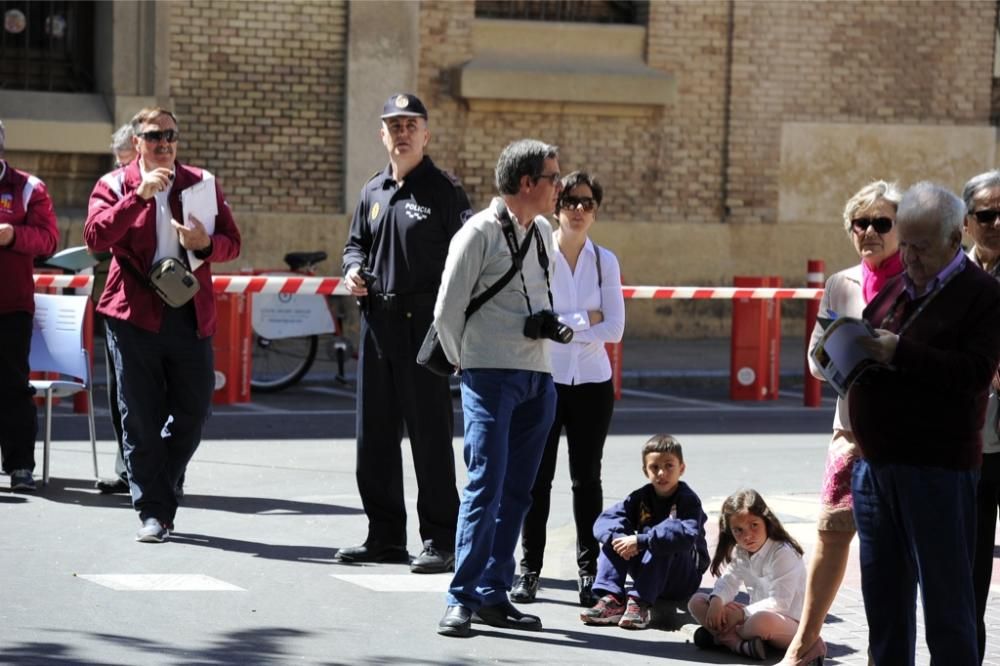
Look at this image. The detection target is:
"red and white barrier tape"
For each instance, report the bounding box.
[33,274,824,300]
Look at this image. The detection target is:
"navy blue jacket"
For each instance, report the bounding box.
[594,480,710,572]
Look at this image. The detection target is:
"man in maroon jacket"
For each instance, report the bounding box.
[849,182,1000,665]
[0,119,59,492]
[85,107,241,542]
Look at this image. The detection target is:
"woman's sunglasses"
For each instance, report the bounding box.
[851,216,893,234]
[559,196,597,212]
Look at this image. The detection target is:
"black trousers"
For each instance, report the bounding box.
[106,306,213,525]
[520,379,615,577]
[0,311,36,473]
[974,451,1000,663]
[354,295,458,551]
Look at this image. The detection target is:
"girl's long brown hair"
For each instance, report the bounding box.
[710,488,803,577]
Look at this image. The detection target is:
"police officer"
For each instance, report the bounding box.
[340,93,472,573]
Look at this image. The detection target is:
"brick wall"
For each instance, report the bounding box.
[725,0,996,225]
[168,0,347,214]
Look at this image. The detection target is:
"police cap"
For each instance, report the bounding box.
[381,93,428,120]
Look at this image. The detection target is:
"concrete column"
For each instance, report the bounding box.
[344,1,421,208]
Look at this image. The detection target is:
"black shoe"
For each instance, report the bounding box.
[578,575,597,607]
[336,542,409,564]
[95,478,130,494]
[135,517,170,543]
[510,573,539,603]
[692,626,715,649]
[472,601,542,631]
[410,540,455,574]
[437,605,472,637]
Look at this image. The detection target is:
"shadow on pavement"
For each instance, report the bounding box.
[0,627,336,666]
[181,493,364,516]
[170,532,340,564]
[32,479,364,516]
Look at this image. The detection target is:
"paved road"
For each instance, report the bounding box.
[4,381,999,665]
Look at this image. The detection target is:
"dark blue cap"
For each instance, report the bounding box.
[381,93,428,119]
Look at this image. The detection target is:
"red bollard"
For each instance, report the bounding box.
[803,259,825,407]
[730,276,782,401]
[605,341,623,401]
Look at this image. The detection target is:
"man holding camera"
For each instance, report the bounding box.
[434,139,564,637]
[85,107,241,543]
[340,93,472,573]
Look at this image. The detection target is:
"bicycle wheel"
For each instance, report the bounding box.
[250,334,319,392]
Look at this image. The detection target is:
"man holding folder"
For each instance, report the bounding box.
[84,107,241,543]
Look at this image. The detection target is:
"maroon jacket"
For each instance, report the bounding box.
[849,261,1000,470]
[0,161,59,315]
[84,160,241,338]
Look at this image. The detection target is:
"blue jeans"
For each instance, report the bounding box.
[106,306,214,525]
[446,369,556,610]
[852,458,979,665]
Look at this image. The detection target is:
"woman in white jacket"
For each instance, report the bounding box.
[689,489,806,661]
[511,171,625,607]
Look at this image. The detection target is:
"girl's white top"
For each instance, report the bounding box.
[710,538,806,620]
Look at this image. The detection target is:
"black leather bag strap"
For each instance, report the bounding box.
[464,199,532,318]
[117,253,154,289]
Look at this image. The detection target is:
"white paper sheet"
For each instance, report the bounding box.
[180,176,218,270]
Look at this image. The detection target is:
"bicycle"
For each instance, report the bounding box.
[249,251,353,392]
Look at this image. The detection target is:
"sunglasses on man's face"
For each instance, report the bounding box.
[851,216,893,234]
[560,196,597,212]
[971,209,1000,226]
[137,129,180,143]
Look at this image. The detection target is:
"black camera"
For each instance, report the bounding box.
[358,269,377,290]
[523,311,573,344]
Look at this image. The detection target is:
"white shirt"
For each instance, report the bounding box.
[711,538,806,620]
[550,238,625,385]
[140,159,179,263]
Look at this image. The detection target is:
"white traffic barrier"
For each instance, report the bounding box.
[34,274,824,300]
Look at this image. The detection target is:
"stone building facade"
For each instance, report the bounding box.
[2,0,997,336]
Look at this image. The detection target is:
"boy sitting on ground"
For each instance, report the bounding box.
[581,434,710,629]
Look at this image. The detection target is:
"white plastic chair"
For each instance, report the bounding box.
[28,293,98,485]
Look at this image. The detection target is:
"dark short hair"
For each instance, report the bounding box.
[556,171,603,214]
[494,139,559,195]
[130,107,179,132]
[642,434,683,465]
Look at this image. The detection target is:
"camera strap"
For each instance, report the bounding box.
[463,199,534,318]
[492,198,550,316]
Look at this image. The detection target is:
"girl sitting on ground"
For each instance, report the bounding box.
[688,489,807,661]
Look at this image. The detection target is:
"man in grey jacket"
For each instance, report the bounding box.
[435,139,562,637]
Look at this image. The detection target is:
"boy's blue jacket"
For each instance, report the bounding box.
[593,481,710,571]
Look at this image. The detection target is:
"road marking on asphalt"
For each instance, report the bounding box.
[305,386,357,399]
[76,574,245,591]
[331,573,450,592]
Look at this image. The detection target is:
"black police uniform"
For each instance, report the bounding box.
[343,154,472,553]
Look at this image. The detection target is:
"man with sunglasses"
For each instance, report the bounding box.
[435,139,561,637]
[339,94,472,574]
[961,170,1000,664]
[85,107,241,543]
[848,182,1000,665]
[0,119,59,493]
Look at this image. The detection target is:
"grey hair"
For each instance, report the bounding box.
[110,123,134,154]
[897,181,965,241]
[841,180,903,234]
[494,139,559,195]
[961,170,1000,212]
[0,119,5,154]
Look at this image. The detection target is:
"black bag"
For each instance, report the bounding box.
[417,200,534,376]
